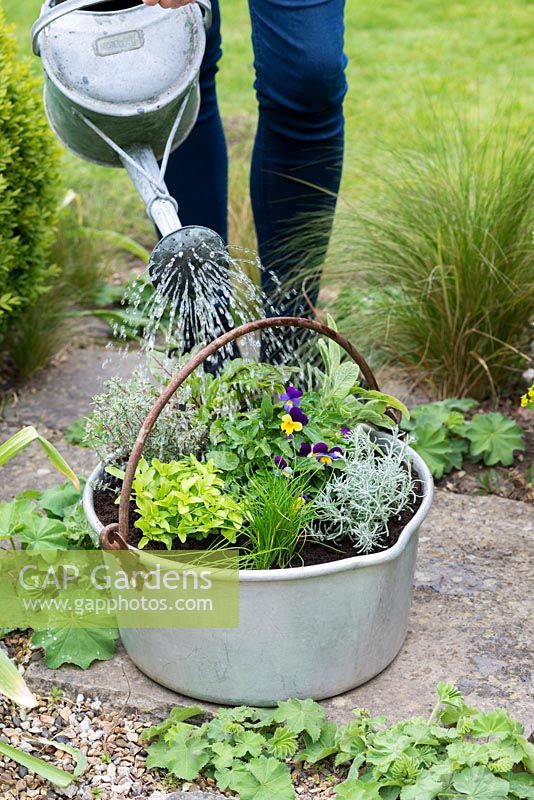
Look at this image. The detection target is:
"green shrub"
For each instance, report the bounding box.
[0,8,61,345]
[326,120,534,400]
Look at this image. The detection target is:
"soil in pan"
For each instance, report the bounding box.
[92,472,424,567]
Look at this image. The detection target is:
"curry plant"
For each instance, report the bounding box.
[142,684,534,800]
[312,428,415,554]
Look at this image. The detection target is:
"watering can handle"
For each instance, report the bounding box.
[32,0,212,57]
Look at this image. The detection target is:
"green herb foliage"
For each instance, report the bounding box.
[142,685,534,799]
[208,336,407,483]
[403,399,525,479]
[240,471,316,570]
[312,428,415,554]
[132,457,244,550]
[86,371,209,466]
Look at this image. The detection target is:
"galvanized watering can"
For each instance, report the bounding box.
[32,0,224,289]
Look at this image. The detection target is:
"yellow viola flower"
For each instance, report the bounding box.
[281,414,302,435]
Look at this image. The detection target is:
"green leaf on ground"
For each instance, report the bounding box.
[140,706,203,742]
[335,779,381,799]
[38,481,83,519]
[267,726,298,759]
[365,729,413,771]
[274,698,326,742]
[295,721,338,764]
[0,498,35,539]
[465,413,525,466]
[228,756,295,800]
[447,740,490,768]
[409,423,452,478]
[0,740,77,788]
[232,731,265,758]
[148,726,211,781]
[19,518,69,550]
[65,417,91,448]
[452,765,509,799]
[399,768,446,800]
[470,709,518,739]
[31,627,119,669]
[211,741,236,770]
[504,771,534,799]
[435,682,476,725]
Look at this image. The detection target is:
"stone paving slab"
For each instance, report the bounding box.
[25,489,534,733]
[0,346,142,500]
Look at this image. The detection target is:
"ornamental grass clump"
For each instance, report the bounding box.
[312,427,416,553]
[322,119,534,400]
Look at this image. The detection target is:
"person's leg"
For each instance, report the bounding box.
[248,0,347,320]
[162,0,228,242]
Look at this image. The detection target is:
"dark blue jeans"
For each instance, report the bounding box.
[164,0,347,318]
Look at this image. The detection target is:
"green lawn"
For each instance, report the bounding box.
[4,0,532,239]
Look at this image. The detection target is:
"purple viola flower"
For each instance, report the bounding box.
[299,441,343,466]
[289,406,308,426]
[274,455,292,476]
[341,426,351,438]
[280,385,303,411]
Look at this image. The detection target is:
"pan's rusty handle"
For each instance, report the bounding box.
[100,316,393,550]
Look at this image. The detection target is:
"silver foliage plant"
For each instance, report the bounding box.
[85,371,209,465]
[312,427,416,553]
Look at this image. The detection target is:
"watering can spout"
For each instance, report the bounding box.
[121,145,182,239]
[121,145,227,295]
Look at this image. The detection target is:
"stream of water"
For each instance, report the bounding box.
[112,239,299,366]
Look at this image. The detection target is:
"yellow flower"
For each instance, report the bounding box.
[319,455,333,466]
[521,385,534,409]
[281,414,302,435]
